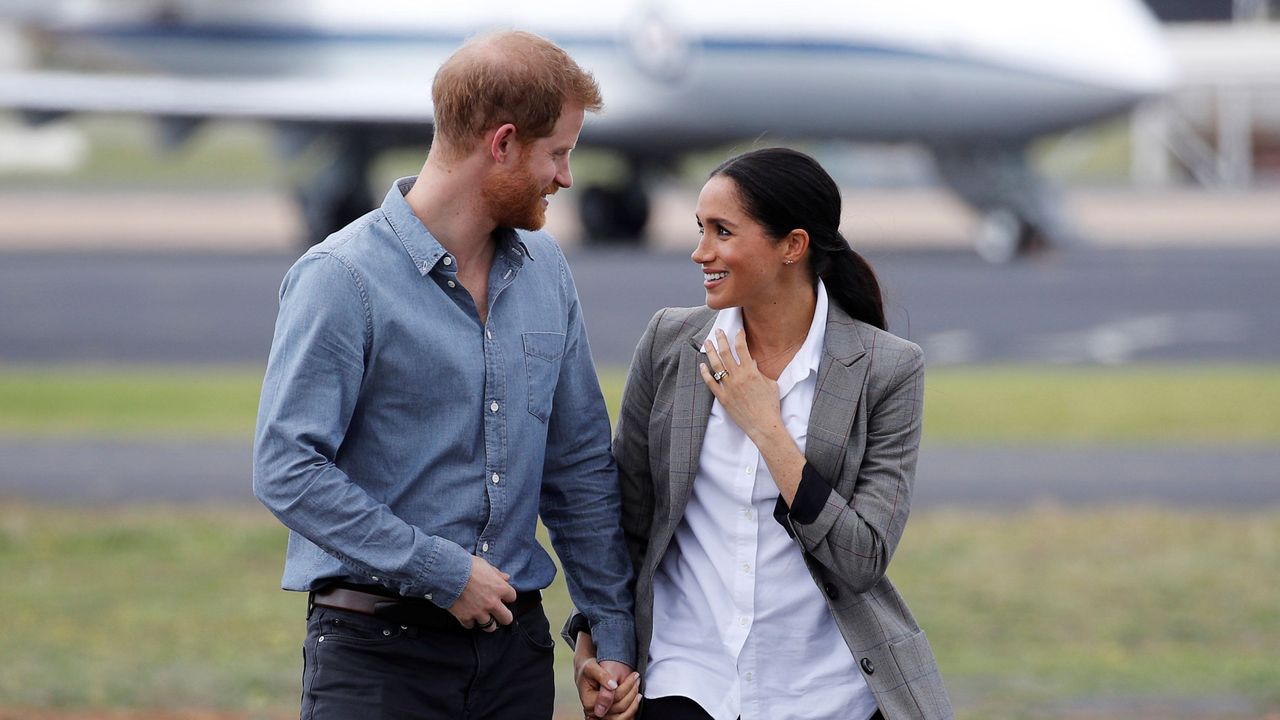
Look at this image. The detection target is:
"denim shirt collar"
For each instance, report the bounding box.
[382,176,533,277]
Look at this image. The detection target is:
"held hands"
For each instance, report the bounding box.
[447,555,517,631]
[700,329,783,441]
[575,635,641,719]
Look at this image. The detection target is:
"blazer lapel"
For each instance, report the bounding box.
[806,306,870,487]
[668,315,717,517]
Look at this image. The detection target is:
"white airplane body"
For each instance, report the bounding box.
[0,0,1174,258]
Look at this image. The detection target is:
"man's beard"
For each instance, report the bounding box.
[482,158,555,231]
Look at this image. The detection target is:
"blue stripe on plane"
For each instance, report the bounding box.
[53,22,1104,91]
[60,22,943,62]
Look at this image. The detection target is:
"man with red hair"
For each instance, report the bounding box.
[254,31,636,719]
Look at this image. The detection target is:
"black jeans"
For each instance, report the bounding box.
[299,604,555,719]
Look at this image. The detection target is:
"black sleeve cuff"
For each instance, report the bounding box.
[788,462,830,525]
[560,611,592,650]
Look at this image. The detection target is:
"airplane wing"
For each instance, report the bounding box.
[0,67,700,158]
[0,70,436,124]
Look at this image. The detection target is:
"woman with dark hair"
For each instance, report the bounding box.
[570,148,952,720]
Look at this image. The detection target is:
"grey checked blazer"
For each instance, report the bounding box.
[612,303,952,720]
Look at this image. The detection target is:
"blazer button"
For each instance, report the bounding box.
[824,582,839,600]
[860,657,875,675]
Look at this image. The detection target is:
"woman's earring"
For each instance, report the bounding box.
[784,259,795,265]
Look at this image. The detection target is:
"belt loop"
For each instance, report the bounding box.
[307,591,316,619]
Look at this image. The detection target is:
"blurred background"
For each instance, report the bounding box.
[0,1,1277,718]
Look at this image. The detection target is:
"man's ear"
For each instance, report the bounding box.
[488,123,519,164]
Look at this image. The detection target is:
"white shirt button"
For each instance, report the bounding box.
[481,542,490,552]
[745,672,754,682]
[491,473,500,484]
[739,616,748,626]
[741,563,750,573]
[745,466,754,475]
[447,280,456,288]
[442,256,452,266]
[490,401,499,413]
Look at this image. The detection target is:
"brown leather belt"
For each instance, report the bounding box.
[310,583,542,630]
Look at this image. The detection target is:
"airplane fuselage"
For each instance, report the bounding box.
[32,0,1172,149]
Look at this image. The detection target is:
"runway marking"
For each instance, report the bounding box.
[921,330,981,365]
[1031,311,1248,364]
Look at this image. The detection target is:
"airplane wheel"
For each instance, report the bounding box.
[974,208,1030,264]
[297,187,371,249]
[579,185,649,243]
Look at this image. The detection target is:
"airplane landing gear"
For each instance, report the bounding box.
[973,208,1047,264]
[297,179,372,249]
[293,133,374,249]
[578,183,650,243]
[931,143,1066,263]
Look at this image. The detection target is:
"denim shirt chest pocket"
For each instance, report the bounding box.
[522,331,566,423]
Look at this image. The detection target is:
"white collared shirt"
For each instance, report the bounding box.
[645,281,877,720]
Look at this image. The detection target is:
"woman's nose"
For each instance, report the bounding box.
[691,236,711,264]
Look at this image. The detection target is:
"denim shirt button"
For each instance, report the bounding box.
[489,401,499,413]
[442,256,452,266]
[481,542,490,553]
[447,280,456,288]
[491,473,500,484]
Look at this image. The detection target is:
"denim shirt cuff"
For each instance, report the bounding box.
[411,536,471,609]
[585,618,637,669]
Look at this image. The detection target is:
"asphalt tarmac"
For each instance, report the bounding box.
[3,437,1276,508]
[0,244,1277,367]
[1,244,1277,506]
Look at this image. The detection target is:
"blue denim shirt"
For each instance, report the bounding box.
[253,177,635,665]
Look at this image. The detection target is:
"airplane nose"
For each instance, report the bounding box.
[1103,13,1176,97]
[979,0,1176,99]
[1074,1,1176,97]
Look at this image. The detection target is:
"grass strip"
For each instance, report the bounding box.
[0,504,1276,717]
[1,365,1278,443]
[0,368,264,438]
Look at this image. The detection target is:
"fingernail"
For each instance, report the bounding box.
[607,680,618,690]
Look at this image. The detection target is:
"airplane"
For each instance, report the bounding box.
[0,0,1174,261]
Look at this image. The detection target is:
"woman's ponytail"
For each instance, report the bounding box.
[816,238,885,331]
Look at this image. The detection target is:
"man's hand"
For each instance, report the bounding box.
[575,633,640,719]
[447,555,517,631]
